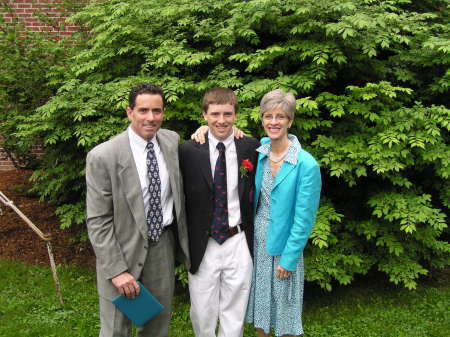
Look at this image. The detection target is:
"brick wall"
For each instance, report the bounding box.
[0,137,14,171]
[0,136,45,171]
[1,0,78,37]
[1,0,79,171]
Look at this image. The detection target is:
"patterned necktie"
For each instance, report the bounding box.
[211,142,229,244]
[146,141,163,242]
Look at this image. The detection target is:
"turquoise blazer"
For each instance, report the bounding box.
[254,136,321,271]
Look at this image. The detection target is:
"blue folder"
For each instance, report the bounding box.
[112,281,164,326]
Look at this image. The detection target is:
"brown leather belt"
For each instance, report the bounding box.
[228,223,244,237]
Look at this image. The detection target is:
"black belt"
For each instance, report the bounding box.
[163,224,173,232]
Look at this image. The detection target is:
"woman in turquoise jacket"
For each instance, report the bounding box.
[245,89,321,337]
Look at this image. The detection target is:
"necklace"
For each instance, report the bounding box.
[269,148,289,163]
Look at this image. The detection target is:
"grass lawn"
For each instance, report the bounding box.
[0,259,448,337]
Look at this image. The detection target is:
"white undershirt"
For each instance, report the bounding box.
[208,131,241,228]
[128,127,174,227]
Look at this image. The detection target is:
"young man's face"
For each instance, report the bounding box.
[126,93,164,141]
[203,104,236,141]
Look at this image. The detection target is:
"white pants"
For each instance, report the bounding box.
[189,232,253,337]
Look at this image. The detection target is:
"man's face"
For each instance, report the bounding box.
[126,94,164,141]
[203,104,236,141]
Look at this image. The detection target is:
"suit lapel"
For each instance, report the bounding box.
[199,135,213,190]
[273,161,296,190]
[235,138,247,200]
[157,131,175,195]
[117,132,147,239]
[157,131,181,219]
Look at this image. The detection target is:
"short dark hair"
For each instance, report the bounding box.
[202,87,238,114]
[128,83,165,109]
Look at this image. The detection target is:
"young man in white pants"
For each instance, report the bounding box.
[179,88,259,337]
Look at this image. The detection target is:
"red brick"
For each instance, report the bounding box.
[43,8,60,12]
[25,17,40,23]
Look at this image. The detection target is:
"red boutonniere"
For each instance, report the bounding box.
[240,159,254,178]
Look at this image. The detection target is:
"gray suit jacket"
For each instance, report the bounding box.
[86,129,190,299]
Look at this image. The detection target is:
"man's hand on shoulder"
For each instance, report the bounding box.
[233,126,245,139]
[190,125,209,144]
[111,272,140,298]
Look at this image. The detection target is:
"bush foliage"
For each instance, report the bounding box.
[4,0,449,289]
[0,1,61,167]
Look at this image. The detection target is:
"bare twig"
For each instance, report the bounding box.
[0,190,64,305]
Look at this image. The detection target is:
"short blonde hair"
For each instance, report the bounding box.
[259,89,296,120]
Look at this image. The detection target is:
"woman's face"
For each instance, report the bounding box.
[261,108,292,141]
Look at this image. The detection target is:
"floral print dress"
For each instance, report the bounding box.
[245,139,305,336]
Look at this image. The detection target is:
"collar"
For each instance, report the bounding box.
[208,130,235,150]
[256,134,301,165]
[128,126,159,154]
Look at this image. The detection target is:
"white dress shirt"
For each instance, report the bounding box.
[208,131,241,228]
[128,126,174,227]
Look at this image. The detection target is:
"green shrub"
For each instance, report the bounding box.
[0,0,82,168]
[11,0,449,289]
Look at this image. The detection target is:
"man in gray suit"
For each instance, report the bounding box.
[86,83,190,337]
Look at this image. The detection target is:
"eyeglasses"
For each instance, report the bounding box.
[262,113,289,122]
